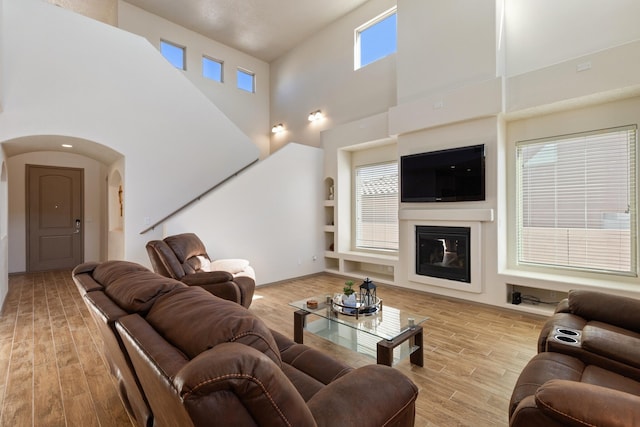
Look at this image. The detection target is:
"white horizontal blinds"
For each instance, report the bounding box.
[517,125,637,274]
[355,162,399,250]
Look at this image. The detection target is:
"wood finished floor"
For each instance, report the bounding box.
[0,270,546,426]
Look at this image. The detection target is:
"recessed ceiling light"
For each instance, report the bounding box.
[62,144,73,148]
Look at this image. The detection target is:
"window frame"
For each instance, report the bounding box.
[237,67,256,93]
[160,39,186,70]
[353,160,399,252]
[202,55,224,83]
[354,6,398,70]
[515,125,638,276]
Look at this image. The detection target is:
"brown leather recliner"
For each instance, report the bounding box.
[509,352,640,426]
[74,260,419,427]
[537,289,640,381]
[146,232,255,308]
[509,289,640,426]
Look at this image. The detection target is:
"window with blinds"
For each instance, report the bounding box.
[355,162,398,251]
[516,125,637,275]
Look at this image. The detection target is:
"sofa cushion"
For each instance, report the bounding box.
[165,233,207,264]
[146,286,281,366]
[568,290,640,332]
[582,322,640,370]
[92,261,186,314]
[92,260,150,286]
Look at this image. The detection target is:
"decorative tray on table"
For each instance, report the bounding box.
[331,294,382,318]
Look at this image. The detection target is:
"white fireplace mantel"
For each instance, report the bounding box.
[399,208,494,222]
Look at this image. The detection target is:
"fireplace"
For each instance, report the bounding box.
[416,226,471,283]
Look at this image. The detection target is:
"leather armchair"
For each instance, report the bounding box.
[146,232,255,308]
[510,352,640,426]
[537,289,640,381]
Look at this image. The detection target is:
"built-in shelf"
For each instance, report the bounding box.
[323,177,336,255]
[324,250,399,285]
[322,176,399,285]
[501,302,555,316]
[506,283,567,315]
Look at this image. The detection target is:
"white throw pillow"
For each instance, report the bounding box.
[210,259,250,274]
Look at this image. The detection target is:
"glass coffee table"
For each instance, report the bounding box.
[289,294,427,366]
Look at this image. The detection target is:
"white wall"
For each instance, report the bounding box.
[0,0,3,114]
[7,151,107,272]
[45,0,118,26]
[118,1,271,159]
[269,0,397,152]
[0,0,259,269]
[396,0,497,104]
[0,152,8,308]
[164,143,324,285]
[0,0,7,310]
[505,0,640,77]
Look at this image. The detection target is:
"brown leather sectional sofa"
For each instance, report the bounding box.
[73,260,419,427]
[509,290,640,426]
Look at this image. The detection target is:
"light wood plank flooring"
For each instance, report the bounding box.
[0,270,546,426]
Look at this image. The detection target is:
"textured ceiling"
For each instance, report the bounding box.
[123,0,370,62]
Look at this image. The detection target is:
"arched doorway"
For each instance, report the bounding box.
[1,135,123,272]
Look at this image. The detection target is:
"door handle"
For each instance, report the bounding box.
[75,219,81,234]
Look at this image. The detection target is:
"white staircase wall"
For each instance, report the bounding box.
[0,0,260,266]
[164,143,325,286]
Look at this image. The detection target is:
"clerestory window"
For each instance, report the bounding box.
[355,7,397,70]
[160,40,186,70]
[237,68,255,93]
[202,56,223,82]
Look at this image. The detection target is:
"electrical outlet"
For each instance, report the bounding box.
[576,61,592,72]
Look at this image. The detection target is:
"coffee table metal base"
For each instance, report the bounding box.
[293,309,423,367]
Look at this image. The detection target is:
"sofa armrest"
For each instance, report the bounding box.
[534,379,640,426]
[180,271,234,286]
[307,364,418,427]
[271,330,352,385]
[554,298,570,313]
[181,276,242,305]
[569,290,640,332]
[175,342,317,427]
[582,323,640,370]
[233,275,255,308]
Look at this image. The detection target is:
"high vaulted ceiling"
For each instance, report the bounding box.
[124,0,370,62]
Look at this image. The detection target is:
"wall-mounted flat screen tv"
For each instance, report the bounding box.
[401,144,485,202]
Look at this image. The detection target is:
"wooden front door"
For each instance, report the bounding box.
[26,165,84,272]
